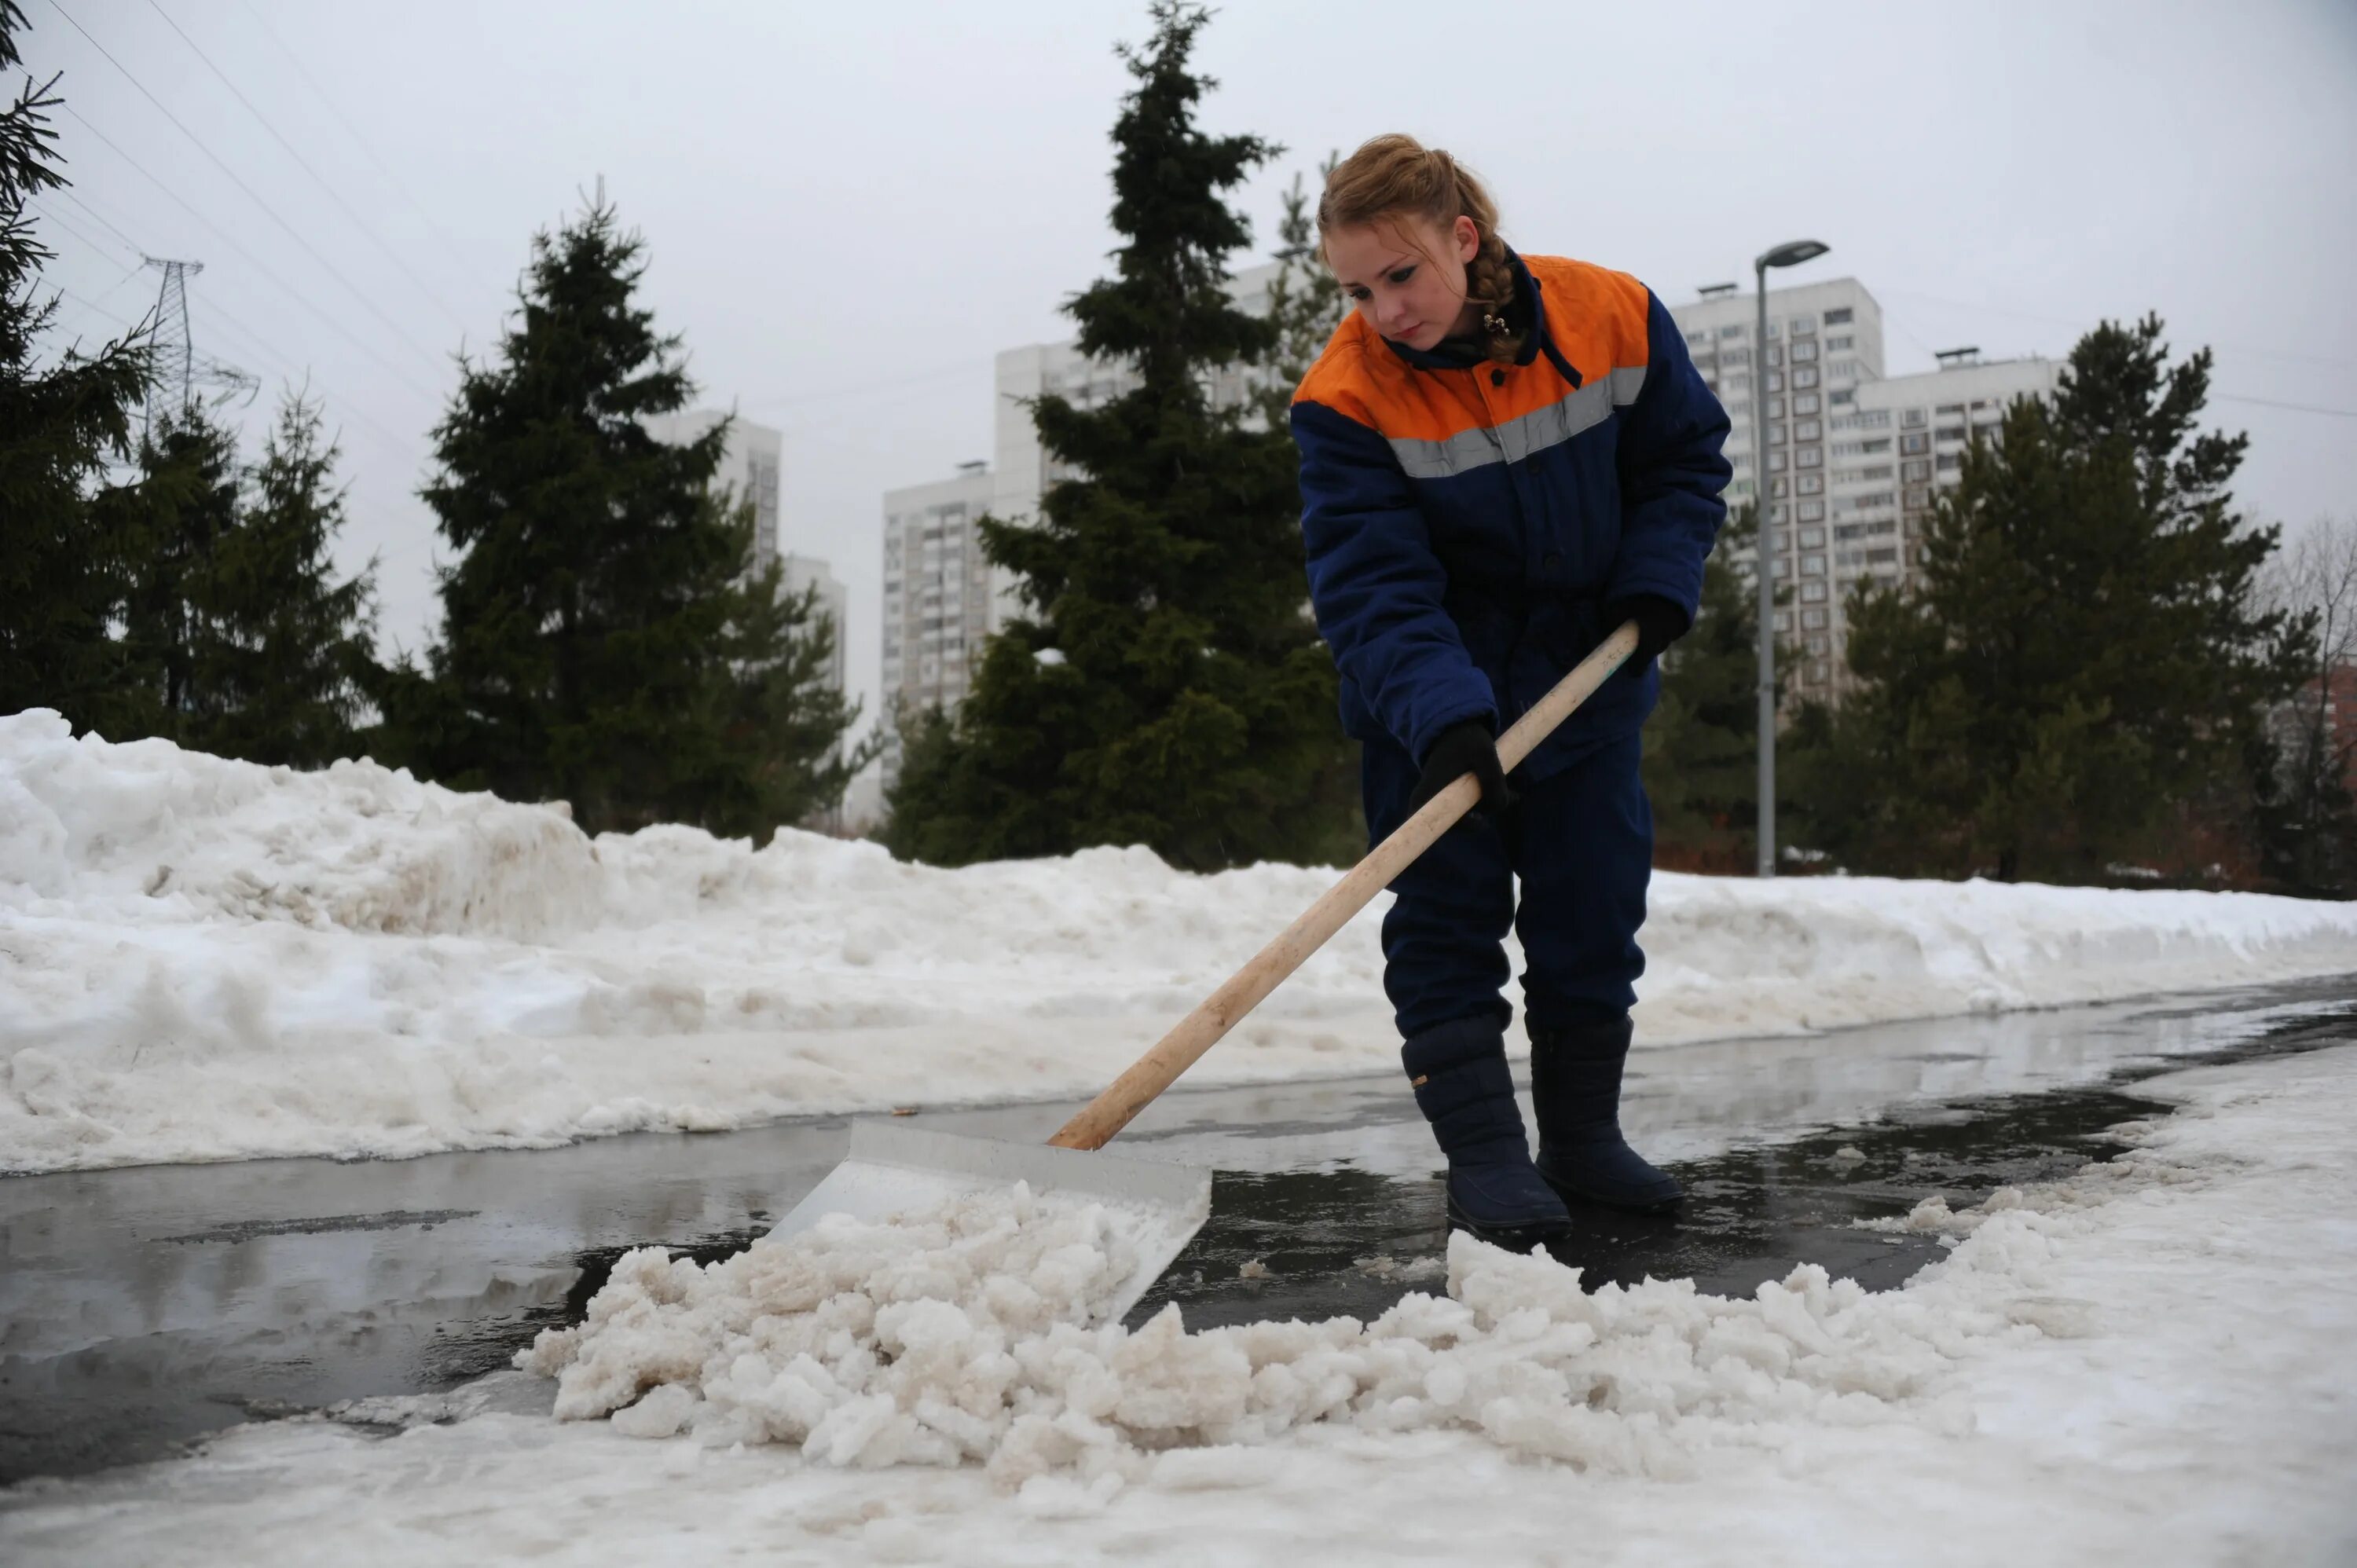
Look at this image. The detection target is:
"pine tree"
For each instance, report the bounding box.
[115,407,241,742]
[1257,158,1340,427]
[178,392,380,766]
[1645,504,1776,870]
[373,197,868,839]
[885,2,1344,870]
[2255,515,2357,894]
[0,2,153,735]
[1794,317,2308,882]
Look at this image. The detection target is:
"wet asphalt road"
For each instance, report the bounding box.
[4,976,2353,1485]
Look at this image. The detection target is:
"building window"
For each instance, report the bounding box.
[1802,607,1829,629]
[1794,392,1820,415]
[1902,408,1928,427]
[1901,459,1932,482]
[1770,422,1788,445]
[1799,526,1827,548]
[1767,371,1784,392]
[1802,580,1828,603]
[1937,452,1962,471]
[1792,366,1820,390]
[1826,334,1853,350]
[1795,418,1823,441]
[1798,500,1825,522]
[1790,313,1816,335]
[1685,329,1709,346]
[1766,346,1783,368]
[1769,450,1788,472]
[1772,476,1791,497]
[1796,471,1824,493]
[1790,339,1819,363]
[1805,634,1828,655]
[1767,395,1785,418]
[1829,389,1854,406]
[1824,306,1853,325]
[1794,446,1823,469]
[1900,430,1930,454]
[1719,324,1745,338]
[1904,485,1930,508]
[1802,555,1826,576]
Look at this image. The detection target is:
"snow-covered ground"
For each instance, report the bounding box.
[5,708,2357,1174]
[4,1043,2351,1566]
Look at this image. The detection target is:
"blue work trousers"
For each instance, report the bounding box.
[1362,730,1651,1041]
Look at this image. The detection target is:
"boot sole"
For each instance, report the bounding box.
[1537,1169,1684,1215]
[1445,1192,1574,1251]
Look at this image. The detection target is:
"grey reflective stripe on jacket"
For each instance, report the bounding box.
[1385,365,1649,481]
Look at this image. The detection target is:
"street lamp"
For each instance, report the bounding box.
[1753,238,1831,878]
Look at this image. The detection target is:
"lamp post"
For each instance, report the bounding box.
[1752,238,1831,878]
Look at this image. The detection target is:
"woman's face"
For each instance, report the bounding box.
[1324,214,1482,351]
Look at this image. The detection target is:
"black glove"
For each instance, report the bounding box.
[1406,720,1515,819]
[1599,594,1690,675]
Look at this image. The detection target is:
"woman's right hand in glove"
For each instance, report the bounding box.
[1406,720,1515,819]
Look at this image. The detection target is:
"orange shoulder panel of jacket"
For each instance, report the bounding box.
[1291,312,1393,425]
[1523,253,1655,371]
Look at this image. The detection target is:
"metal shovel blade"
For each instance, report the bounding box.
[767,1120,1213,1327]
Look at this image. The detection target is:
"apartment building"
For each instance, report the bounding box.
[644,409,785,573]
[879,462,995,786]
[1809,350,2062,690]
[1668,278,1888,705]
[882,260,1291,782]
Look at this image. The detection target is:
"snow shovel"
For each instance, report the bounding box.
[768,622,1643,1324]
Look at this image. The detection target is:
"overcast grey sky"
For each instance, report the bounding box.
[23,0,2357,749]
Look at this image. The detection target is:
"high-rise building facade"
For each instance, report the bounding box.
[879,462,995,786]
[1813,350,2062,691]
[645,409,785,573]
[881,261,1291,783]
[1668,278,1888,705]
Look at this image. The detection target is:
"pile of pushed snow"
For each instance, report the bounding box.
[5,707,2357,1174]
[523,1183,1983,1492]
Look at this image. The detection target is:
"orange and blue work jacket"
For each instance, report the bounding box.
[1291,248,1732,780]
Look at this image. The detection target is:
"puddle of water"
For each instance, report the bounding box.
[2,985,2351,1485]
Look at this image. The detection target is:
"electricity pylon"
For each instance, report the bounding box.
[141,256,261,442]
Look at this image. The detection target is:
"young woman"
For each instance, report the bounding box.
[1291,134,1732,1247]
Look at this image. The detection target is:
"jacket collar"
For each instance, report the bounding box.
[1380,246,1555,374]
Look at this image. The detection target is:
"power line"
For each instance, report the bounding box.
[58,102,445,405]
[143,0,472,336]
[2214,394,2357,419]
[235,0,480,288]
[51,188,146,258]
[42,0,449,378]
[1879,286,2357,375]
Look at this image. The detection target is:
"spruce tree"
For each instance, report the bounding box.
[0,1,153,735]
[1795,317,2308,882]
[374,197,867,838]
[1645,504,1776,870]
[116,407,241,742]
[885,2,1342,870]
[180,392,380,766]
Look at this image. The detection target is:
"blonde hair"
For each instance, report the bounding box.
[1318,134,1519,361]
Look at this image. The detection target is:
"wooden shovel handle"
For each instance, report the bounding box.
[1047,621,1641,1151]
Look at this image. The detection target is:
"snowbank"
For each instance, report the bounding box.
[4,708,2355,1173]
[6,1045,2352,1566]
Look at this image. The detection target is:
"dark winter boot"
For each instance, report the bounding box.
[1402,1018,1573,1249]
[1530,1014,1684,1213]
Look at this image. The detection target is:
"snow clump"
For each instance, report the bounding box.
[522,1181,2027,1493]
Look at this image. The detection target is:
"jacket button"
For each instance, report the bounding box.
[1490,369,1506,387]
